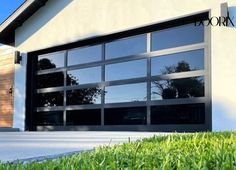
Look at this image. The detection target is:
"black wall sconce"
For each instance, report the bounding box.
[14,51,22,64]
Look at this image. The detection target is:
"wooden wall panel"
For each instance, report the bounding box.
[0,52,14,128]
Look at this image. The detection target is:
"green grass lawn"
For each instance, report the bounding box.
[1,132,236,170]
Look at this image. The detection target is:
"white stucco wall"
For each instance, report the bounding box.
[211,11,236,131]
[13,0,236,131]
[13,53,26,131]
[15,0,226,52]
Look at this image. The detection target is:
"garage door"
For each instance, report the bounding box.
[0,50,14,127]
[26,17,211,131]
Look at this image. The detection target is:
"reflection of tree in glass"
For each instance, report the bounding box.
[37,58,101,106]
[38,92,63,107]
[152,61,204,99]
[67,88,101,105]
[37,58,57,70]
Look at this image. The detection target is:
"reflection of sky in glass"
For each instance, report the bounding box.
[68,45,102,66]
[67,67,101,85]
[106,59,147,81]
[151,76,204,100]
[38,52,65,69]
[105,83,147,103]
[105,35,147,59]
[151,24,204,51]
[152,49,204,76]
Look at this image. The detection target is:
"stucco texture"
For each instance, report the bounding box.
[14,0,236,131]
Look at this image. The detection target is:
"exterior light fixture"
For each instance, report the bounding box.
[14,51,22,64]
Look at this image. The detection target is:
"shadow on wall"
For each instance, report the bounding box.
[13,53,27,131]
[228,6,236,28]
[16,0,73,46]
[213,99,236,131]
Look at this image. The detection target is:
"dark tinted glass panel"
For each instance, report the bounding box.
[151,49,204,76]
[35,111,63,126]
[38,52,64,70]
[66,109,101,125]
[104,107,146,125]
[105,35,146,59]
[106,59,147,81]
[67,88,102,105]
[151,24,204,51]
[37,72,64,89]
[151,76,204,100]
[67,67,101,86]
[151,103,205,124]
[37,92,64,107]
[105,83,147,103]
[68,45,102,66]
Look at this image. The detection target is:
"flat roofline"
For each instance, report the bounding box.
[0,0,48,45]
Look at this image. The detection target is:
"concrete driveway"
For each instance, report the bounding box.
[0,131,162,163]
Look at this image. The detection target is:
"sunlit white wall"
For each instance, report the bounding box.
[13,0,236,131]
[211,5,236,130]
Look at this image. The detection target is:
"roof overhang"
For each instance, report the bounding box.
[0,0,48,45]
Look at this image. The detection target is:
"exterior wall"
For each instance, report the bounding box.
[211,10,236,131]
[13,53,26,131]
[0,45,15,127]
[13,0,236,131]
[15,0,225,52]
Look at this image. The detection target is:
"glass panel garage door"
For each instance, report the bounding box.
[30,20,210,131]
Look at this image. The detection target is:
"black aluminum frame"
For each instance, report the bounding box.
[26,12,211,131]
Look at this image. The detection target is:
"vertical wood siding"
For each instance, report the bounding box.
[0,52,14,127]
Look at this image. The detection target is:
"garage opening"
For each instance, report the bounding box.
[26,13,211,131]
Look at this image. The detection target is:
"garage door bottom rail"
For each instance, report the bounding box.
[35,125,209,132]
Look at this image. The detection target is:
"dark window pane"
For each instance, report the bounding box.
[67,88,102,105]
[36,92,64,107]
[151,77,204,100]
[37,72,64,89]
[151,49,204,76]
[38,52,64,70]
[105,35,146,59]
[67,67,101,86]
[106,59,147,81]
[68,45,102,66]
[151,104,205,124]
[105,107,147,125]
[151,24,204,51]
[35,111,63,126]
[66,109,101,125]
[105,83,147,103]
